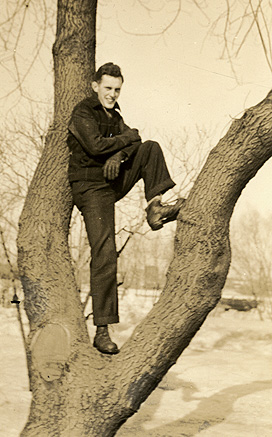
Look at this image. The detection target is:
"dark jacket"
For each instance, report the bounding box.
[67,94,141,182]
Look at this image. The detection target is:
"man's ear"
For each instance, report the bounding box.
[92,81,98,93]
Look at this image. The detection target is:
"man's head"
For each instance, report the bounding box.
[92,62,124,109]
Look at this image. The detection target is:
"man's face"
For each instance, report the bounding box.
[92,75,123,109]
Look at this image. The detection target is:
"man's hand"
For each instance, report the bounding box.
[103,151,126,180]
[128,128,141,142]
[123,128,141,143]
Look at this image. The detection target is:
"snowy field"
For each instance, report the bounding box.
[0,292,271,437]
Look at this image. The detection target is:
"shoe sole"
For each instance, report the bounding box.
[93,343,120,354]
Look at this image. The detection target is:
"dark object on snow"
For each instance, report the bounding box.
[11,293,20,304]
[220,297,258,312]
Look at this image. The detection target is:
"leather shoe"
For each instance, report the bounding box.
[93,326,119,355]
[145,198,185,231]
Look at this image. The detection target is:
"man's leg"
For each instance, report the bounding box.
[71,181,119,354]
[112,140,175,202]
[111,140,184,229]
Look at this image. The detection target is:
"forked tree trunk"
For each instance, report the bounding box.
[17,1,272,435]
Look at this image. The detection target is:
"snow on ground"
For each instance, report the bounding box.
[0,292,271,437]
[0,308,31,437]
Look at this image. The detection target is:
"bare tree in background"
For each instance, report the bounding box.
[0,109,47,273]
[209,0,272,77]
[0,0,272,435]
[230,210,272,318]
[115,127,210,292]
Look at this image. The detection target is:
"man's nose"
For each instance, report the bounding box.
[109,89,115,98]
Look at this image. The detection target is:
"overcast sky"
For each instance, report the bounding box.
[1,0,271,219]
[95,1,272,220]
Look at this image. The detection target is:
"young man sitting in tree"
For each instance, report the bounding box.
[67,62,184,354]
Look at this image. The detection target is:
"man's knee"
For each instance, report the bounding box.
[139,140,162,159]
[142,140,160,150]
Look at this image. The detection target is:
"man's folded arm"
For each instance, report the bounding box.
[69,107,141,157]
[118,120,142,160]
[120,141,142,161]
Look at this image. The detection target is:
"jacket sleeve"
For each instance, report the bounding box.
[68,103,141,157]
[118,120,141,161]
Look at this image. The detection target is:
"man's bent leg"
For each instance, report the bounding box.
[111,141,184,230]
[112,140,175,202]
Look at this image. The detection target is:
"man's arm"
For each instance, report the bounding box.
[68,104,141,157]
[102,119,142,180]
[102,138,142,180]
[118,120,142,161]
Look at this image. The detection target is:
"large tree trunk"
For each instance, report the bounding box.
[17,0,272,435]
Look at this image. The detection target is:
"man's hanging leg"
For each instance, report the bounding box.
[72,182,120,354]
[93,325,119,355]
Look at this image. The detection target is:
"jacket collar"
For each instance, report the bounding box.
[88,93,120,111]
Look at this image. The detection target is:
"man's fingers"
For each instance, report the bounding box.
[110,162,119,180]
[108,162,114,180]
[103,162,109,179]
[103,155,123,180]
[103,161,120,180]
[114,164,120,179]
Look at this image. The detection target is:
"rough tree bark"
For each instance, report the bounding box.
[17,0,272,435]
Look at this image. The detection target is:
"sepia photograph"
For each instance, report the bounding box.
[0,1,271,436]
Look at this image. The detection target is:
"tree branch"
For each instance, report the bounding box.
[100,90,272,432]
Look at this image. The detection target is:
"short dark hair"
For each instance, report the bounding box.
[94,62,124,83]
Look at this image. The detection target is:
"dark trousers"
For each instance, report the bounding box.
[71,141,175,325]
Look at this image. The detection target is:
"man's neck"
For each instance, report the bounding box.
[102,106,113,118]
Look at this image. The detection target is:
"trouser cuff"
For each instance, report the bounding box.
[146,178,175,202]
[93,315,119,326]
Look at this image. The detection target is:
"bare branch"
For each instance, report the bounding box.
[249,0,272,71]
[208,0,272,78]
[0,0,56,101]
[116,0,182,37]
